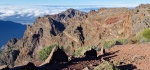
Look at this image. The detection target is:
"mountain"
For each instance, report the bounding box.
[0,20,26,47]
[0,4,150,69]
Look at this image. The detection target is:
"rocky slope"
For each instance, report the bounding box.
[0,4,150,68]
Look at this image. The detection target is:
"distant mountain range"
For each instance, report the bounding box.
[0,20,26,47]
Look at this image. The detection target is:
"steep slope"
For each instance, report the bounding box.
[0,20,26,47]
[0,4,150,67]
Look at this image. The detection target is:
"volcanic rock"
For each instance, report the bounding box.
[12,62,37,70]
[40,46,68,66]
[84,49,97,58]
[0,4,150,67]
[0,65,9,70]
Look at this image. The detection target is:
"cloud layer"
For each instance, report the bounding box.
[0,5,68,23]
[0,5,123,24]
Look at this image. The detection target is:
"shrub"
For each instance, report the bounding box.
[129,36,141,44]
[141,28,150,40]
[73,46,100,57]
[148,9,150,14]
[86,46,101,51]
[135,28,150,43]
[103,39,129,49]
[38,44,63,61]
[94,61,119,70]
[73,47,84,57]
[103,40,116,49]
[116,39,129,45]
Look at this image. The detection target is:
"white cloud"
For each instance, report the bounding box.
[0,5,106,19]
[0,5,134,24]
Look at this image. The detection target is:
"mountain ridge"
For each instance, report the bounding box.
[0,4,150,69]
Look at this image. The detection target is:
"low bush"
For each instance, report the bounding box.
[94,61,119,70]
[38,44,63,61]
[103,38,129,49]
[129,36,141,44]
[116,39,128,45]
[103,40,116,49]
[141,28,150,40]
[73,47,84,57]
[135,28,150,43]
[73,46,100,57]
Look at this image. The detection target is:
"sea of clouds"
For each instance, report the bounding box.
[0,5,107,24]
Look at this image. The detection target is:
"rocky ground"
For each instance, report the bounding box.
[53,42,150,70]
[1,43,150,70]
[107,43,150,70]
[45,43,150,70]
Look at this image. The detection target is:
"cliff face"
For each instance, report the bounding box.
[1,4,150,67]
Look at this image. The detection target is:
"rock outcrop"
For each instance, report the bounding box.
[11,62,37,70]
[84,49,97,58]
[40,46,68,66]
[0,4,150,67]
[0,65,9,70]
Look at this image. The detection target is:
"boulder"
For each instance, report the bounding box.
[12,62,37,70]
[51,47,68,63]
[22,62,37,70]
[40,46,68,66]
[0,65,9,70]
[84,49,97,58]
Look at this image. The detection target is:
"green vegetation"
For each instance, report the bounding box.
[73,46,100,57]
[73,47,84,57]
[129,36,141,44]
[38,44,63,61]
[94,61,119,70]
[101,28,150,48]
[103,40,116,49]
[134,28,150,43]
[141,28,150,40]
[148,9,150,14]
[103,38,129,49]
[116,39,128,45]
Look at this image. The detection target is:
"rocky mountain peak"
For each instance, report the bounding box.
[45,8,87,23]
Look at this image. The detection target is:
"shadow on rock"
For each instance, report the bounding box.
[10,62,37,70]
[118,64,137,70]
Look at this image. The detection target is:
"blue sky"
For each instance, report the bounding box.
[0,0,149,6]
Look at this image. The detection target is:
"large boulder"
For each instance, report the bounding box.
[0,65,9,70]
[12,62,37,70]
[21,62,37,70]
[40,46,68,66]
[84,49,97,58]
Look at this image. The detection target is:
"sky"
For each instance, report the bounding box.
[0,0,150,6]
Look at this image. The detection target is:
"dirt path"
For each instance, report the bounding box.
[106,42,150,70]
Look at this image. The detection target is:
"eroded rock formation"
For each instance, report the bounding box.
[0,4,150,67]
